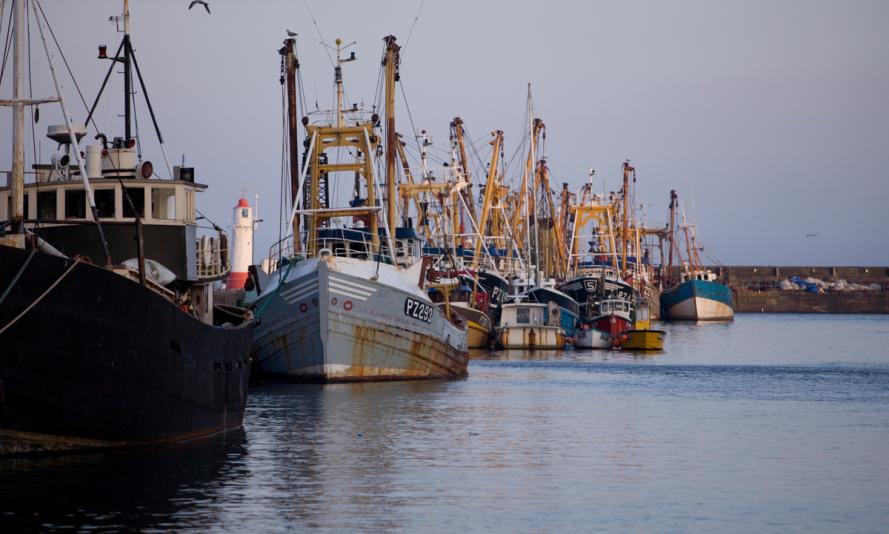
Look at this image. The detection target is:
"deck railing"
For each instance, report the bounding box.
[195,232,230,280]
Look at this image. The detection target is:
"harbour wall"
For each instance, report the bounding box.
[714,265,889,314]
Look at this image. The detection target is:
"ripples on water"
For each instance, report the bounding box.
[2,314,888,532]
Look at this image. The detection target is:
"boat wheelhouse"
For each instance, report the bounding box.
[495,301,565,349]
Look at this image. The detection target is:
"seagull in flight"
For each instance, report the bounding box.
[805,232,820,238]
[189,0,210,14]
[287,30,298,37]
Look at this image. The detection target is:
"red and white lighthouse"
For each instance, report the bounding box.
[226,196,254,289]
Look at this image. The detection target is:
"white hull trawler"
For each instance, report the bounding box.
[252,252,467,381]
[249,35,467,382]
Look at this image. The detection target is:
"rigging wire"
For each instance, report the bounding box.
[34,1,101,133]
[301,0,334,68]
[0,0,14,87]
[398,79,423,157]
[401,0,425,58]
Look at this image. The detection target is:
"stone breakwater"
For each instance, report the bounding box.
[715,266,889,314]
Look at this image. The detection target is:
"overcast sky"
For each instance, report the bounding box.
[2,0,887,265]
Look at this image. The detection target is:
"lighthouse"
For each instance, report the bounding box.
[227,196,254,289]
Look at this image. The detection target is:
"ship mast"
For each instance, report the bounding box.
[4,0,111,263]
[123,0,132,143]
[281,38,301,252]
[470,130,503,271]
[10,0,26,239]
[620,161,633,278]
[333,38,357,128]
[383,35,400,237]
[666,189,677,280]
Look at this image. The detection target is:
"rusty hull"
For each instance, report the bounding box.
[251,257,469,382]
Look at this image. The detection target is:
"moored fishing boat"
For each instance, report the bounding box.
[0,1,252,454]
[660,272,734,321]
[573,324,613,349]
[429,273,492,349]
[495,301,565,349]
[527,285,579,340]
[591,297,634,347]
[250,36,467,381]
[659,190,734,321]
[621,304,666,350]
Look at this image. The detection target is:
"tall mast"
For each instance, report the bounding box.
[383,35,400,237]
[335,39,344,127]
[667,189,677,278]
[123,0,132,143]
[681,205,694,276]
[470,130,503,270]
[620,161,632,278]
[452,117,477,224]
[10,0,26,237]
[281,38,301,252]
[333,38,356,128]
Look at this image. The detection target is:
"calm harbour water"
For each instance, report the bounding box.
[3,314,889,532]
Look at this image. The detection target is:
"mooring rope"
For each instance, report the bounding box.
[252,258,297,322]
[0,258,80,336]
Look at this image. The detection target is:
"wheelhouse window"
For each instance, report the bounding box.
[122,186,145,218]
[65,189,86,219]
[95,189,116,218]
[516,307,530,324]
[151,187,176,220]
[36,190,57,220]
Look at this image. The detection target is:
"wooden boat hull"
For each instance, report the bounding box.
[622,329,666,351]
[496,325,565,349]
[0,245,253,455]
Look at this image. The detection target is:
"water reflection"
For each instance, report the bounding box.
[2,315,888,532]
[0,429,248,531]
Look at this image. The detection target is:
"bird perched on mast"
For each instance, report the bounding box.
[188,0,211,14]
[287,29,298,37]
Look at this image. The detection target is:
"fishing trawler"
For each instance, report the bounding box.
[495,301,565,349]
[659,190,734,321]
[0,2,252,454]
[660,270,734,321]
[250,36,467,381]
[562,173,634,348]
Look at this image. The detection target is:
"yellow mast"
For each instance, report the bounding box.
[508,118,543,265]
[452,117,478,225]
[620,161,633,278]
[471,130,504,270]
[383,35,400,237]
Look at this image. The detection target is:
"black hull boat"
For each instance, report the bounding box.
[0,1,255,454]
[476,270,510,322]
[0,245,253,454]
